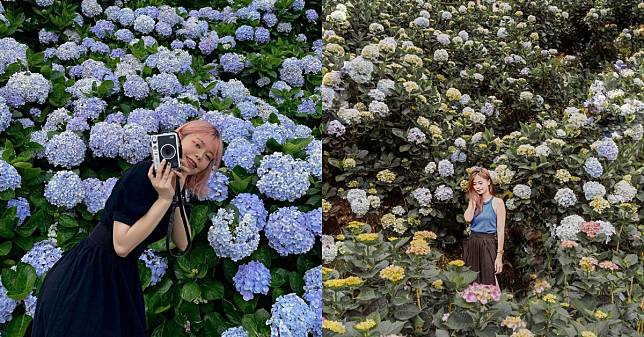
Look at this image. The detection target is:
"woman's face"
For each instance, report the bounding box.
[179,133,216,175]
[472,174,490,195]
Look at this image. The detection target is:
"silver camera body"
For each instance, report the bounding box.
[150,132,182,172]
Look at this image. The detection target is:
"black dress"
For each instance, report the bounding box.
[31,159,190,337]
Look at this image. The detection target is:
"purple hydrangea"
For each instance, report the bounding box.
[45,131,86,168]
[82,177,117,214]
[257,153,311,202]
[265,207,315,256]
[90,20,115,39]
[434,184,454,202]
[222,327,249,337]
[7,197,30,226]
[0,277,18,323]
[44,171,85,208]
[202,171,229,202]
[123,75,150,100]
[207,208,259,261]
[127,108,159,133]
[147,72,182,96]
[89,122,124,158]
[254,27,270,44]
[73,97,106,120]
[280,58,304,87]
[139,249,168,286]
[584,157,603,178]
[266,293,315,336]
[235,25,254,42]
[199,33,219,55]
[220,53,245,74]
[231,193,268,230]
[21,239,63,277]
[596,138,619,161]
[223,138,261,172]
[233,260,271,300]
[0,159,21,191]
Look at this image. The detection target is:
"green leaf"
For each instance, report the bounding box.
[180,282,201,302]
[58,214,78,228]
[151,320,184,337]
[0,241,11,255]
[288,271,304,293]
[17,209,46,237]
[1,263,37,300]
[202,281,224,300]
[6,314,32,337]
[233,293,257,314]
[0,206,17,238]
[270,268,289,288]
[250,245,272,268]
[445,311,475,330]
[189,204,209,237]
[3,140,16,161]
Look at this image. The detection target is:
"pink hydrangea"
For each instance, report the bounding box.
[579,221,601,238]
[461,283,501,304]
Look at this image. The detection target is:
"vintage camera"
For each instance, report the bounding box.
[150,132,182,173]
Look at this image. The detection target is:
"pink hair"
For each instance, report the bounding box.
[175,120,224,200]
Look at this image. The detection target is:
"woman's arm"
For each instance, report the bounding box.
[170,203,192,251]
[113,197,172,257]
[464,197,476,223]
[495,197,506,255]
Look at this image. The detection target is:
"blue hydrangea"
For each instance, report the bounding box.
[155,21,173,37]
[73,97,106,120]
[437,159,454,177]
[202,171,229,202]
[280,58,304,87]
[303,266,322,337]
[596,138,619,161]
[0,71,51,107]
[297,98,317,115]
[207,208,260,261]
[147,72,182,96]
[43,107,71,131]
[45,171,85,208]
[117,8,135,26]
[38,29,59,45]
[583,181,606,201]
[155,98,196,131]
[222,327,249,337]
[262,15,278,27]
[306,9,318,22]
[83,177,115,214]
[251,123,292,152]
[201,111,254,143]
[30,130,48,159]
[21,239,63,277]
[236,101,259,120]
[554,188,577,208]
[115,29,135,43]
[434,184,454,202]
[584,157,603,178]
[24,293,37,318]
[0,97,11,133]
[7,197,30,226]
[220,53,245,74]
[45,131,86,168]
[139,249,168,286]
[305,208,322,237]
[0,159,21,191]
[184,39,197,49]
[199,33,219,55]
[105,112,126,125]
[35,0,54,7]
[231,193,268,230]
[123,75,150,100]
[215,79,250,103]
[89,122,124,158]
[219,36,237,49]
[254,27,271,44]
[266,293,315,336]
[81,0,102,17]
[119,124,150,164]
[257,153,311,202]
[265,207,315,256]
[277,22,292,33]
[306,139,322,178]
[233,260,271,300]
[0,277,18,323]
[133,15,155,34]
[223,138,261,172]
[142,36,157,48]
[291,0,305,10]
[300,55,322,74]
[90,20,115,39]
[235,25,255,42]
[127,108,159,133]
[0,38,28,75]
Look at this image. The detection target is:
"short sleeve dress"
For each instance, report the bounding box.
[31,159,190,337]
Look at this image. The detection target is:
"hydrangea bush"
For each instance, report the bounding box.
[322,0,643,336]
[0,0,321,336]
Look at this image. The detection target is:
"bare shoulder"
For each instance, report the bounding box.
[493,197,506,210]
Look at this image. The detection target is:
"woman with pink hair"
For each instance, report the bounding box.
[32,120,224,337]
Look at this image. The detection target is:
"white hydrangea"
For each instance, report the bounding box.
[555,215,584,241]
[367,195,381,209]
[337,107,360,125]
[512,184,531,200]
[433,49,449,62]
[391,205,406,215]
[582,181,606,201]
[411,187,432,207]
[597,220,616,244]
[425,162,436,174]
[554,188,577,208]
[322,235,337,263]
[535,144,551,157]
[505,198,517,210]
[343,56,374,83]
[369,100,390,117]
[407,127,426,144]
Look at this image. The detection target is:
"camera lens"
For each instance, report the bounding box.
[160,144,176,159]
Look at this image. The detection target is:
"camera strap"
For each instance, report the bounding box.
[166,177,192,257]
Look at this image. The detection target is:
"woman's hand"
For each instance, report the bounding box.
[148,159,175,201]
[495,255,503,274]
[172,168,188,193]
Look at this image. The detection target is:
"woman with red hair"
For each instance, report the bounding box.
[32,120,224,337]
[463,166,506,288]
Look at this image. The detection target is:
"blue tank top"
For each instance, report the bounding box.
[471,197,497,234]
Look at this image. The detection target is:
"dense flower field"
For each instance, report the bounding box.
[0,0,321,336]
[322,0,643,336]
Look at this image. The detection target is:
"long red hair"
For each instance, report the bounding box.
[467,167,496,216]
[175,120,224,200]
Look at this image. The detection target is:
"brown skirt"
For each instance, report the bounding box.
[464,232,497,286]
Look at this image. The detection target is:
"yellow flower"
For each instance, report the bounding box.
[432,279,444,289]
[590,195,610,214]
[347,180,359,188]
[387,236,399,241]
[446,87,462,101]
[323,276,363,288]
[517,144,536,157]
[403,81,419,93]
[416,116,431,129]
[594,310,608,319]
[322,319,346,334]
[555,169,572,183]
[542,294,557,304]
[321,267,334,279]
[579,256,597,272]
[407,215,420,227]
[530,32,539,40]
[561,302,570,308]
[377,169,397,183]
[478,143,488,149]
[581,332,597,337]
[335,234,345,241]
[403,54,423,67]
[428,125,442,136]
[379,265,406,282]
[413,230,437,241]
[406,239,430,255]
[347,221,366,230]
[322,199,332,213]
[342,158,356,169]
[368,188,378,194]
[354,318,377,331]
[436,74,445,81]
[623,175,632,183]
[356,233,378,242]
[460,179,470,191]
[448,260,465,267]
